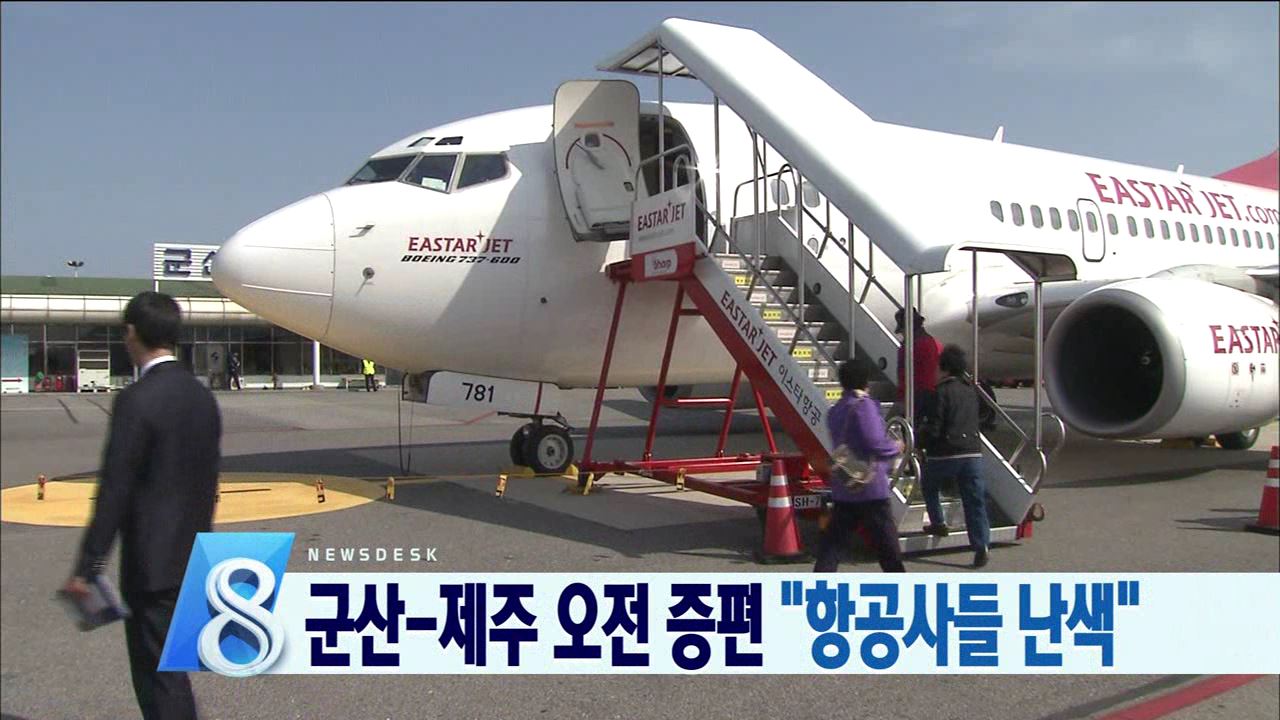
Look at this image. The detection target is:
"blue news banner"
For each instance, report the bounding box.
[159,533,1280,677]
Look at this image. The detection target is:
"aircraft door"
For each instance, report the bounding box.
[1076,198,1106,262]
[553,80,641,242]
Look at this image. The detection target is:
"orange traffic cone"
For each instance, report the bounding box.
[755,456,808,564]
[1246,445,1279,535]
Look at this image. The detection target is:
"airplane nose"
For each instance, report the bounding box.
[213,193,336,341]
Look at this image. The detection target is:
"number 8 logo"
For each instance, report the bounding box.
[197,558,285,677]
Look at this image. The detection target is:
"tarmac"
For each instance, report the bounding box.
[2,387,1277,720]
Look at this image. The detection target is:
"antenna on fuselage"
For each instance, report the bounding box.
[992,126,1005,143]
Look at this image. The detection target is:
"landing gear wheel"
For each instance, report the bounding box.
[1216,427,1261,450]
[509,424,534,467]
[523,425,574,474]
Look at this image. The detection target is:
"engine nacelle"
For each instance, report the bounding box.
[1045,277,1278,439]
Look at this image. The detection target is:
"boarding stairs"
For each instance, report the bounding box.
[715,206,1051,551]
[588,17,1071,553]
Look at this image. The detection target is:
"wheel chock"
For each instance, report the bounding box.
[561,463,579,481]
[566,472,595,496]
[496,474,509,498]
[385,477,396,501]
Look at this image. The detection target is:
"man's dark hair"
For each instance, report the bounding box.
[123,292,181,350]
[894,308,925,333]
[939,344,968,378]
[837,358,871,392]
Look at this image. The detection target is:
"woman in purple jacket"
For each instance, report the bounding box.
[814,358,907,573]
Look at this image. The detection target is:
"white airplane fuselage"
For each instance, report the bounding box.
[213,101,1279,436]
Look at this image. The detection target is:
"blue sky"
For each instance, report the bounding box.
[2,2,1277,277]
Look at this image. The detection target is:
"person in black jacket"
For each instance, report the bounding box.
[917,344,990,568]
[62,292,221,720]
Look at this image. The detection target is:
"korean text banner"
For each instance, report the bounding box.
[161,534,1280,676]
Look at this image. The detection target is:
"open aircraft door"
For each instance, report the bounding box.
[553,80,641,242]
[1076,198,1107,262]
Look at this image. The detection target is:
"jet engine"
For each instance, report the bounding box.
[1045,277,1278,440]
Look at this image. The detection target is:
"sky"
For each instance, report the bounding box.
[2,1,1277,278]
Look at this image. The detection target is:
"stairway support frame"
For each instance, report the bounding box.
[577,260,819,511]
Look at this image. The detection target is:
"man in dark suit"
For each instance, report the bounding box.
[62,291,221,720]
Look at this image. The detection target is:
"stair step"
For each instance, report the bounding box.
[898,525,1019,554]
[767,321,827,342]
[788,340,844,361]
[792,359,837,382]
[755,301,829,323]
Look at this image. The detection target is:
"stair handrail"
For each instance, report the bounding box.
[972,378,1053,489]
[629,150,842,378]
[790,196,905,316]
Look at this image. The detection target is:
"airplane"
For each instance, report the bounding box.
[211,20,1279,476]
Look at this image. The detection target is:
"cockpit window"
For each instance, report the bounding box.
[457,154,508,189]
[346,155,416,185]
[403,154,458,192]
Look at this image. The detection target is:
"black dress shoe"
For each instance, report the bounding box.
[923,523,951,537]
[973,547,989,568]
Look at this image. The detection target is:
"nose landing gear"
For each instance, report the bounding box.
[506,414,575,474]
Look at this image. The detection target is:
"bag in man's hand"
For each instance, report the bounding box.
[829,395,873,490]
[830,443,872,490]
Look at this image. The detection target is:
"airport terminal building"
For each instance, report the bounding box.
[1,245,378,392]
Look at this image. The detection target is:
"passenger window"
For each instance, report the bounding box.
[1068,209,1080,231]
[457,154,508,189]
[347,155,416,185]
[1269,233,1276,250]
[1031,205,1043,228]
[1085,211,1097,233]
[1126,216,1138,236]
[1176,222,1185,241]
[1244,231,1252,248]
[1049,207,1062,229]
[769,179,791,206]
[1160,220,1170,239]
[404,153,458,192]
[1107,214,1119,235]
[990,201,1004,222]
[1190,224,1199,242]
[802,182,821,208]
[1217,227,1226,245]
[1143,218,1154,238]
[1230,228,1239,246]
[1012,203,1024,226]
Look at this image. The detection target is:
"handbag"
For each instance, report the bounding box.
[829,395,873,491]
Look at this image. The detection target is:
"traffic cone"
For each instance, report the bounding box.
[385,477,396,501]
[1245,445,1279,535]
[37,474,47,501]
[755,456,808,564]
[316,479,326,504]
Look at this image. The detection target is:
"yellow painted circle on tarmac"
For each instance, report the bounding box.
[0,473,384,527]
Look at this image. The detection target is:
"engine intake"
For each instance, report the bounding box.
[1046,278,1278,439]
